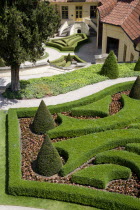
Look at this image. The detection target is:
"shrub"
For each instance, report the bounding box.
[134,57,140,71]
[32,100,55,134]
[71,164,131,189]
[36,134,63,177]
[66,53,72,62]
[100,51,119,79]
[129,76,140,99]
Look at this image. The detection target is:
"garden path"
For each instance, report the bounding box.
[0,77,136,110]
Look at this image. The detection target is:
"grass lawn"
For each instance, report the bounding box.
[0,110,99,209]
[3,62,138,99]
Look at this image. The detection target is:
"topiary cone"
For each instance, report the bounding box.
[66,53,72,62]
[129,76,140,99]
[36,134,63,176]
[100,51,119,79]
[32,100,55,134]
[134,57,140,71]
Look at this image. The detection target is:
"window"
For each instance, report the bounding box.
[76,6,82,19]
[90,6,97,18]
[62,6,68,19]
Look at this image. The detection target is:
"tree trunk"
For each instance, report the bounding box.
[11,64,20,92]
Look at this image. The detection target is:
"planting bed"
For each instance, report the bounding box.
[46,33,88,51]
[7,81,140,210]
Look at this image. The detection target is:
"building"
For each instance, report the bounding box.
[98,0,140,62]
[48,0,140,62]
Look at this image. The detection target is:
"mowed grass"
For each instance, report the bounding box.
[0,111,99,209]
[3,62,138,99]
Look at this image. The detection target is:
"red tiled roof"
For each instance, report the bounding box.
[98,0,140,45]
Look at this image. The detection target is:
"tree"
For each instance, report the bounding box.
[134,57,140,71]
[36,134,63,177]
[129,76,140,99]
[32,100,55,134]
[0,1,60,91]
[100,51,119,79]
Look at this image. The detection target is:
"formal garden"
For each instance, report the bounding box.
[0,54,137,209]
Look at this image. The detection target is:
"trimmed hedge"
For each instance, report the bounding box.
[95,150,140,179]
[50,54,86,68]
[48,95,140,138]
[32,100,55,134]
[100,51,119,79]
[126,143,140,155]
[71,164,131,189]
[71,95,111,117]
[129,76,140,99]
[36,134,62,176]
[13,81,134,118]
[46,33,88,51]
[54,129,140,176]
[7,109,140,209]
[134,57,140,71]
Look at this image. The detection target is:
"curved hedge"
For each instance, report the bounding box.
[71,95,111,117]
[48,95,140,138]
[95,150,140,179]
[46,33,88,51]
[126,143,140,155]
[71,164,131,189]
[7,80,140,209]
[7,109,140,209]
[55,129,140,176]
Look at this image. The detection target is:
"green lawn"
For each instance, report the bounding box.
[3,62,138,99]
[0,111,99,210]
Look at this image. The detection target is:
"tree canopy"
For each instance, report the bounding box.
[0,0,60,91]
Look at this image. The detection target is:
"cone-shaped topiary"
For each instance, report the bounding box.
[32,100,55,134]
[129,76,140,99]
[100,51,119,79]
[66,53,72,62]
[134,57,140,71]
[36,134,63,176]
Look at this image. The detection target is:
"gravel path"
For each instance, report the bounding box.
[0,77,136,110]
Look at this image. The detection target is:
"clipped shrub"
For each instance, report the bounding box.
[100,51,119,79]
[32,100,55,134]
[66,53,72,62]
[129,76,140,99]
[36,134,63,176]
[134,57,140,71]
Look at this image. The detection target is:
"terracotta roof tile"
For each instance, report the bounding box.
[98,0,140,45]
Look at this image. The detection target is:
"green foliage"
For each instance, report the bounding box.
[48,95,140,138]
[7,109,140,209]
[100,51,119,79]
[95,150,140,179]
[66,53,72,62]
[14,81,133,116]
[3,62,138,99]
[71,164,131,189]
[71,95,111,117]
[6,81,140,208]
[134,57,140,71]
[129,76,140,99]
[32,100,55,134]
[126,143,140,155]
[0,1,60,91]
[54,129,140,176]
[50,54,85,68]
[36,135,62,177]
[46,33,88,51]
